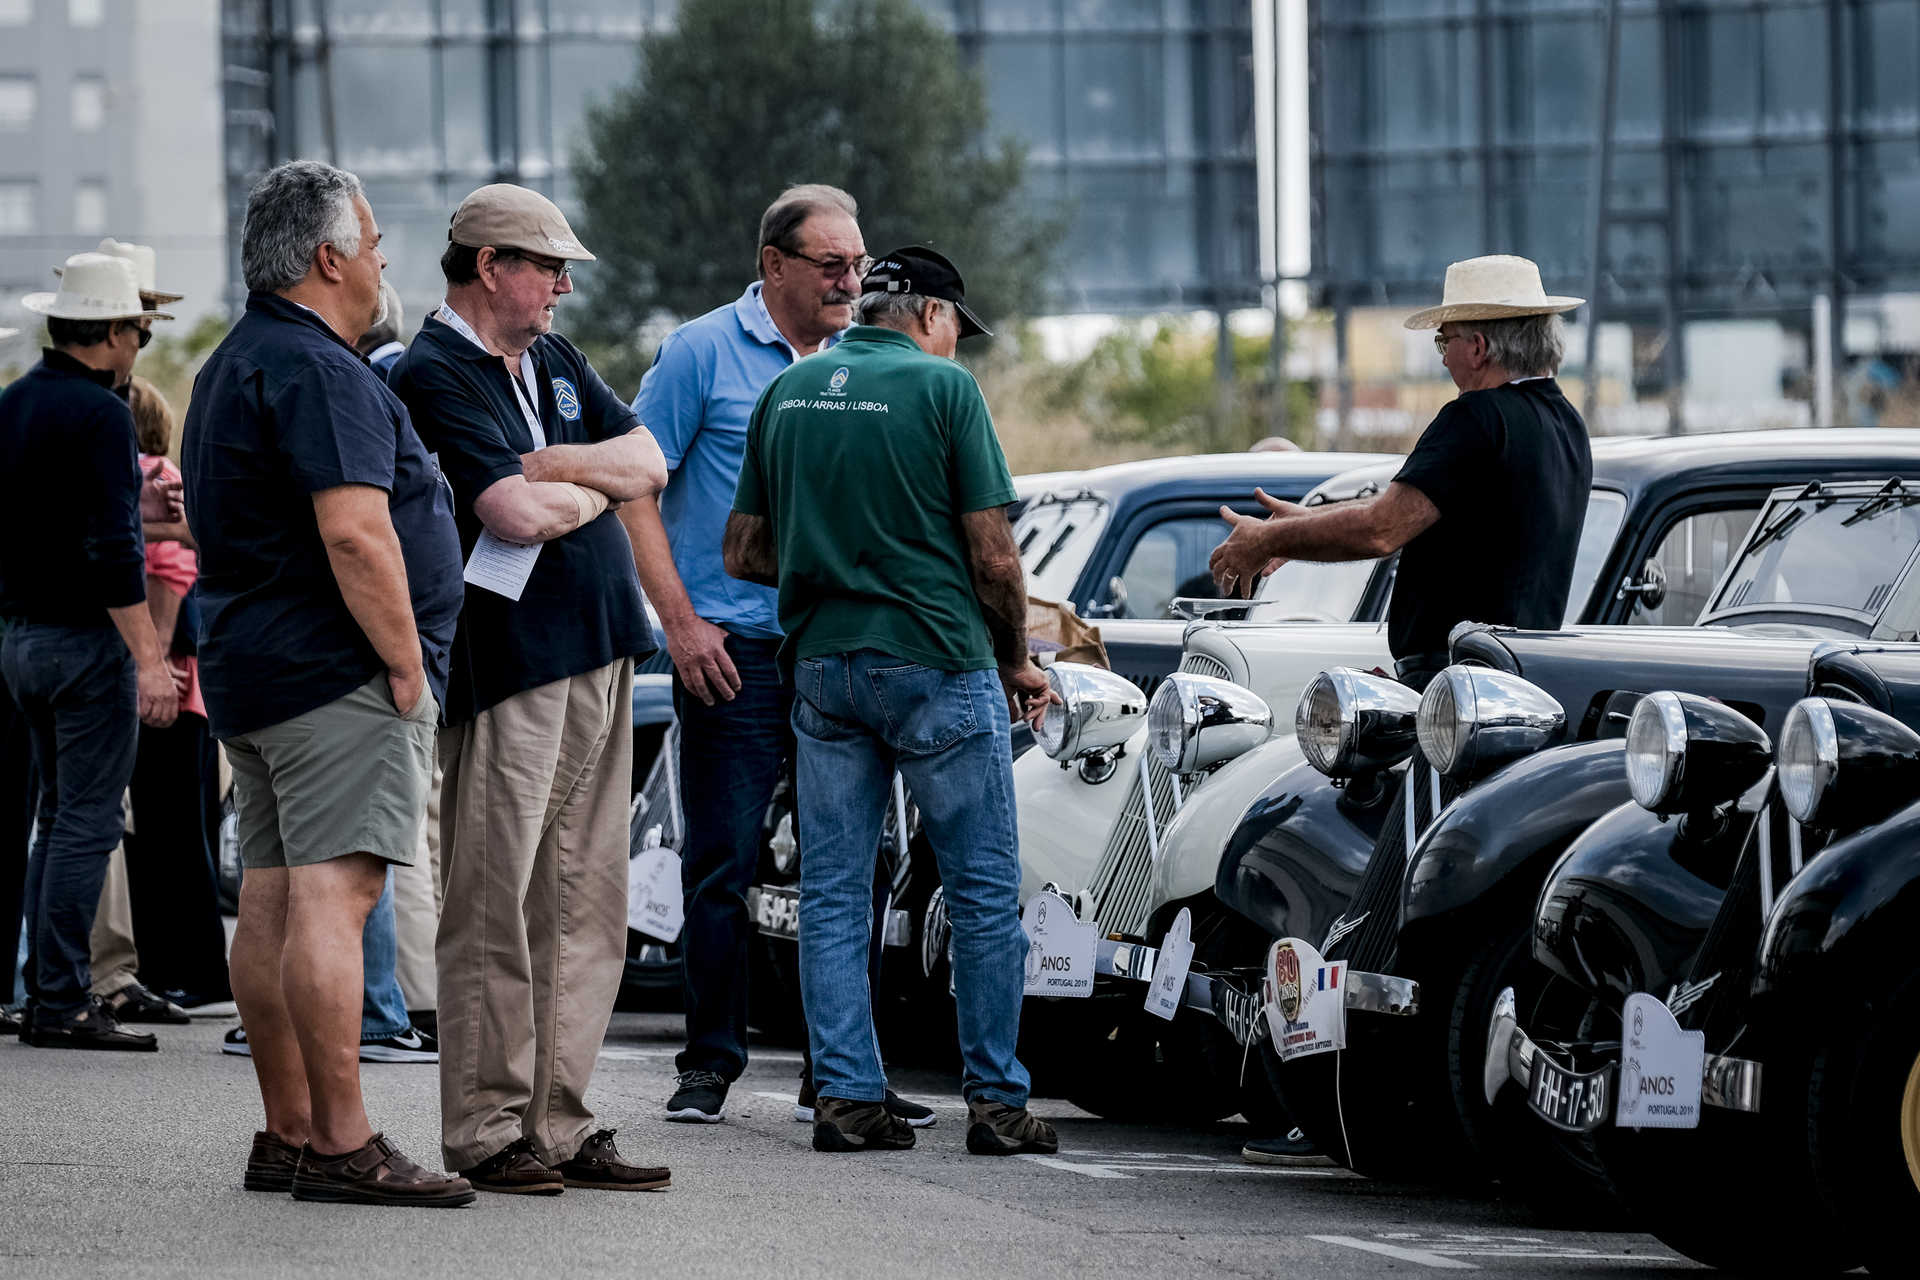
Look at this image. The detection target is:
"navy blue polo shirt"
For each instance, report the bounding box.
[0,350,145,626]
[182,292,465,740]
[387,314,654,725]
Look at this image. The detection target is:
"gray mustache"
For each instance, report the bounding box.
[824,290,856,305]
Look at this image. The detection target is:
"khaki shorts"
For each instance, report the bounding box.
[225,673,438,870]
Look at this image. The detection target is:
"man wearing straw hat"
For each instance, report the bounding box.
[1211,253,1592,692]
[0,251,180,1051]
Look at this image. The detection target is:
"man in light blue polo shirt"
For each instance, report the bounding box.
[629,185,929,1128]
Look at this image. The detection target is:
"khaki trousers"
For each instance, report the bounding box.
[391,760,443,1013]
[435,659,633,1170]
[88,841,138,998]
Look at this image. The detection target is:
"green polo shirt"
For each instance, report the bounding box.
[733,325,1017,677]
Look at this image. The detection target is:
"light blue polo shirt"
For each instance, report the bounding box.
[632,283,840,639]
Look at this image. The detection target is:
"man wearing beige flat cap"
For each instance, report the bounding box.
[0,252,180,1051]
[1211,252,1592,692]
[388,183,671,1195]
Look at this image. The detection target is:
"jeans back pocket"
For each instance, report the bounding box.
[866,661,978,755]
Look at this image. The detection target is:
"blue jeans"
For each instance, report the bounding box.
[675,633,791,1079]
[2,622,137,1017]
[792,651,1029,1107]
[361,871,409,1041]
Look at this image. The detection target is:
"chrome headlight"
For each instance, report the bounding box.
[1147,674,1273,774]
[1416,666,1565,781]
[1624,691,1772,816]
[1778,697,1920,831]
[1295,667,1420,778]
[1036,662,1147,762]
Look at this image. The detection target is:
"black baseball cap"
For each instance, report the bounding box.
[861,245,992,339]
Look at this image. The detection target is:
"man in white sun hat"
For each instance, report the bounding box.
[1212,253,1592,692]
[0,252,180,1052]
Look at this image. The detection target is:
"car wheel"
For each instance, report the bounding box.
[1808,974,1920,1277]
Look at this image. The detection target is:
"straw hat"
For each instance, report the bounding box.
[24,253,174,321]
[1402,254,1583,330]
[0,327,17,340]
[53,237,185,306]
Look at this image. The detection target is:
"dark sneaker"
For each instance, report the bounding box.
[222,1025,251,1057]
[1241,1128,1335,1168]
[812,1097,914,1153]
[965,1099,1057,1156]
[244,1129,303,1193]
[407,1009,437,1039]
[665,1070,728,1123]
[551,1129,670,1191]
[293,1133,474,1207]
[101,982,190,1025]
[360,1026,438,1064]
[162,991,239,1019]
[458,1137,563,1196]
[22,1000,158,1052]
[793,1075,936,1128]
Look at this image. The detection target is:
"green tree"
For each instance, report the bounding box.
[572,0,1059,366]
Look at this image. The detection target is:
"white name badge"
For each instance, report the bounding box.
[1021,890,1097,999]
[626,827,684,943]
[1143,907,1195,1022]
[1614,991,1705,1129]
[1264,936,1348,1062]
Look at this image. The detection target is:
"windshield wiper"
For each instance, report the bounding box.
[1030,523,1078,578]
[1840,478,1917,526]
[1745,504,1806,554]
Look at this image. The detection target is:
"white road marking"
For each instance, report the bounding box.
[599,1046,806,1064]
[1311,1236,1479,1270]
[1019,1153,1352,1180]
[1018,1156,1130,1180]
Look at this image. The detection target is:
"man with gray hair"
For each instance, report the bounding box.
[182,160,472,1206]
[629,183,929,1129]
[1211,252,1591,695]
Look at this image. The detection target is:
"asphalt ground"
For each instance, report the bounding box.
[0,1011,1709,1279]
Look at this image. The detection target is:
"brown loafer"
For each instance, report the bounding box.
[244,1129,303,1193]
[458,1137,564,1195]
[291,1133,474,1207]
[550,1128,670,1191]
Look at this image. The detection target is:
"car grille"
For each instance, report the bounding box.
[632,720,683,850]
[1325,751,1460,973]
[1082,652,1222,937]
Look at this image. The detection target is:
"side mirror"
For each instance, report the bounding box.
[1616,557,1668,612]
[1103,575,1130,619]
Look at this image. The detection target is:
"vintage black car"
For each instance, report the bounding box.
[1187,445,1920,1174]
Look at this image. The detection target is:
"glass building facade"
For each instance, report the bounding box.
[221,0,1262,321]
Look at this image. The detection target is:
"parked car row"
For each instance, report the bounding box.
[1002,428,1920,1274]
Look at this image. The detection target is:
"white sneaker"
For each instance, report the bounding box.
[360,1026,439,1064]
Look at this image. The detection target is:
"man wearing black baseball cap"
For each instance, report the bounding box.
[723,245,1061,1157]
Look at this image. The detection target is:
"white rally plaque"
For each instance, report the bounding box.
[626,827,684,943]
[1143,907,1195,1022]
[1264,937,1348,1062]
[1021,890,1097,999]
[1614,991,1705,1129]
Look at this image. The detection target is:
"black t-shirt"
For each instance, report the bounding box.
[183,293,466,740]
[1387,378,1592,660]
[388,315,655,725]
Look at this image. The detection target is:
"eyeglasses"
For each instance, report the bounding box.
[780,247,873,280]
[496,250,572,284]
[1433,331,1469,355]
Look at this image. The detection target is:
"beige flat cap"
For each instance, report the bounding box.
[1403,254,1582,330]
[449,183,595,262]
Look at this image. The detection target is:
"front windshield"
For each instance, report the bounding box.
[1564,489,1628,623]
[1016,495,1109,605]
[1247,558,1381,623]
[1707,486,1920,621]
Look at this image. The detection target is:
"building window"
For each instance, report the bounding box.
[74,180,105,234]
[0,0,30,26]
[71,76,103,131]
[0,77,35,129]
[68,0,102,27]
[0,182,36,234]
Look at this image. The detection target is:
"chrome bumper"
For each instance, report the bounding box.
[1093,940,1420,1046]
[1482,987,1765,1118]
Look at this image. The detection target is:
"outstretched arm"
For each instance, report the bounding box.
[1210,482,1439,596]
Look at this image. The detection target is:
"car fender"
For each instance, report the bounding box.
[1532,800,1730,1003]
[1015,725,1145,902]
[631,672,675,729]
[1147,734,1307,916]
[1214,758,1394,946]
[1754,798,1920,1016]
[1399,740,1630,945]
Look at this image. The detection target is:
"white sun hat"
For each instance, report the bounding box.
[23,253,174,321]
[53,237,185,306]
[1403,254,1583,330]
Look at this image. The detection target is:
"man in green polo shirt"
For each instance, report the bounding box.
[725,246,1058,1156]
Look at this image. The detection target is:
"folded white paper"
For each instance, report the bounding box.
[464,530,541,600]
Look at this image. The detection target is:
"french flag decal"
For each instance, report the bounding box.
[1316,965,1341,991]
